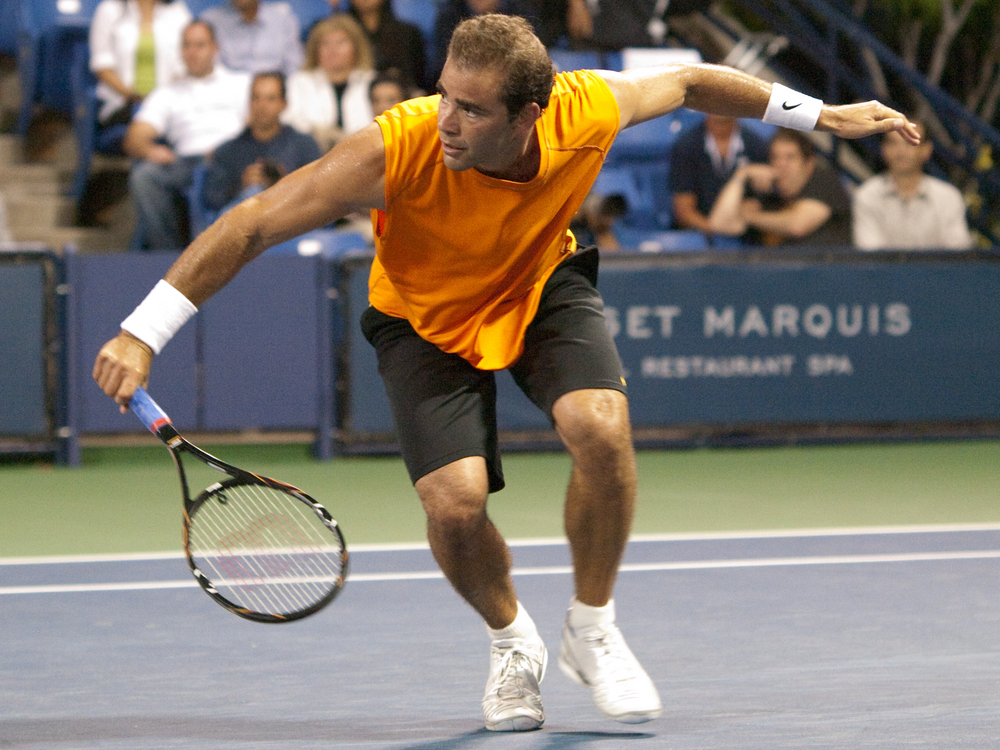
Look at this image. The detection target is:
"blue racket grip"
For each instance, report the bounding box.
[130,386,173,434]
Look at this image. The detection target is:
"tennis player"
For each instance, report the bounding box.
[94,14,919,731]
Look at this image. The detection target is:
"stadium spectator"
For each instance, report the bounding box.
[853,123,973,250]
[89,0,193,154]
[708,127,852,247]
[570,191,626,251]
[282,14,376,151]
[368,69,412,116]
[429,0,560,83]
[200,0,304,77]
[201,72,322,213]
[669,115,769,237]
[124,21,250,250]
[345,0,428,94]
[561,0,710,52]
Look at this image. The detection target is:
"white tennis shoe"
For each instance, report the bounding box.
[558,620,662,723]
[482,636,548,731]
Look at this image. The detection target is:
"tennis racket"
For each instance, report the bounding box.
[130,386,348,623]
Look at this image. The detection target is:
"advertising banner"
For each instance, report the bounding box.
[341,254,1000,442]
[600,257,1000,426]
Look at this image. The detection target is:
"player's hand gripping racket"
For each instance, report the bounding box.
[130,386,348,623]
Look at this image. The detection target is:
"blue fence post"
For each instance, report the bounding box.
[314,256,336,460]
[58,244,81,467]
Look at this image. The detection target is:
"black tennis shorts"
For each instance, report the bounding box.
[360,247,626,493]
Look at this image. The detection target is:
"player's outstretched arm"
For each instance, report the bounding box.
[163,124,387,308]
[93,123,387,410]
[598,64,920,144]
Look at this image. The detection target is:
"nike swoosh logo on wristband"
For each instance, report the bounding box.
[782,102,802,110]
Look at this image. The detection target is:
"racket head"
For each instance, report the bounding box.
[184,476,348,623]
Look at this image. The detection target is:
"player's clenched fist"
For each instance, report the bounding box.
[93,332,154,412]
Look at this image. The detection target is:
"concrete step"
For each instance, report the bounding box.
[0,133,22,167]
[10,224,132,254]
[7,191,77,231]
[1,163,74,195]
[20,195,137,253]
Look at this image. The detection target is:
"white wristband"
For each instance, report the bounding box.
[762,82,823,131]
[120,280,198,355]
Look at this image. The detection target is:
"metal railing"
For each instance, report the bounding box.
[686,0,1000,244]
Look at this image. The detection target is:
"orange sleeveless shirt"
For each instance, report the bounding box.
[369,70,620,370]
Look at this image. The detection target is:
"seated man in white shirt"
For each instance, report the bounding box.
[124,20,251,251]
[853,120,973,250]
[200,0,304,78]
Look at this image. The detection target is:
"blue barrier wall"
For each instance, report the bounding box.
[334,252,1000,447]
[201,256,326,431]
[600,257,1000,426]
[73,253,331,439]
[23,248,997,465]
[74,253,198,433]
[0,261,47,435]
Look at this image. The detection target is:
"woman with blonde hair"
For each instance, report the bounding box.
[282,14,376,150]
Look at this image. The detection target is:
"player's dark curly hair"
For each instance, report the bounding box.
[447,14,556,120]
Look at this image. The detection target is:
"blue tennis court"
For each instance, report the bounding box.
[3,526,999,748]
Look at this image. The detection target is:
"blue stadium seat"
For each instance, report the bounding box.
[592,165,656,228]
[739,117,778,144]
[392,0,437,39]
[549,49,601,73]
[285,0,335,39]
[68,40,98,203]
[265,229,370,257]
[17,0,100,133]
[602,51,623,72]
[186,162,218,238]
[710,234,745,250]
[186,0,225,15]
[614,227,708,253]
[592,161,673,230]
[0,0,18,56]
[607,108,703,164]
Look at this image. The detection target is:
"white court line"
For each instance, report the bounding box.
[3,522,1000,566]
[3,549,999,596]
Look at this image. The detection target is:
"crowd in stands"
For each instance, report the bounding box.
[123,19,249,250]
[56,0,975,253]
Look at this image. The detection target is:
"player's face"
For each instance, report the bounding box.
[182,24,217,79]
[769,139,813,198]
[436,60,530,177]
[249,77,286,129]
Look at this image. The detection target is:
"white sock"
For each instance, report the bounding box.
[567,596,615,630]
[488,601,538,641]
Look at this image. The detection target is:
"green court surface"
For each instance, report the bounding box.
[3,438,1000,558]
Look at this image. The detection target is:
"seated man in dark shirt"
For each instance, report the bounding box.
[202,71,322,214]
[669,114,770,236]
[708,127,851,247]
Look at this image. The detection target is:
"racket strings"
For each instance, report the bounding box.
[199,500,315,612]
[192,489,340,615]
[187,481,345,616]
[230,483,343,607]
